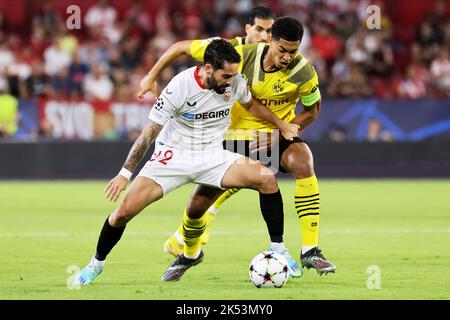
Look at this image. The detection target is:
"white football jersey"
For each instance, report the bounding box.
[149,65,252,151]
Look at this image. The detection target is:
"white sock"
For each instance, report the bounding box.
[184,249,201,259]
[207,205,218,214]
[302,245,316,255]
[270,242,285,252]
[174,230,185,245]
[92,257,105,267]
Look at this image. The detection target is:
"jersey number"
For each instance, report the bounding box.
[149,150,173,165]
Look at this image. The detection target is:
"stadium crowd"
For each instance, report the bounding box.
[0,0,449,139]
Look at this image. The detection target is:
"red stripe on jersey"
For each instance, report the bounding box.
[194,65,205,89]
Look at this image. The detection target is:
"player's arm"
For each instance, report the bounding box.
[289,70,322,130]
[241,97,300,141]
[289,100,321,130]
[138,40,194,98]
[104,120,163,202]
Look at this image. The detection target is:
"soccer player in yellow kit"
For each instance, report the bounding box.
[139,15,336,275]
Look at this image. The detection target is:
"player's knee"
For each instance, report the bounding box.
[186,198,209,219]
[290,161,314,179]
[254,170,277,193]
[109,201,136,227]
[284,153,314,179]
[109,213,130,227]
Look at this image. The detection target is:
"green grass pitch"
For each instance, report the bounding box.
[0,179,449,300]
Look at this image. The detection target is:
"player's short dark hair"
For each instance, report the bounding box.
[246,7,277,25]
[271,17,304,42]
[204,39,241,70]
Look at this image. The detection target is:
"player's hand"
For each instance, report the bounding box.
[138,73,158,99]
[279,122,300,141]
[249,130,279,153]
[104,175,129,202]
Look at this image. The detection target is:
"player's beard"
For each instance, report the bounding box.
[207,74,229,94]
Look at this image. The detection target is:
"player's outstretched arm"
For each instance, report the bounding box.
[138,40,193,99]
[104,120,163,202]
[242,97,300,141]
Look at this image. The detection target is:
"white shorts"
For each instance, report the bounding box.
[138,142,244,195]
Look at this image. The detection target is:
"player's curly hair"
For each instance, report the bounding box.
[204,39,241,70]
[271,17,304,42]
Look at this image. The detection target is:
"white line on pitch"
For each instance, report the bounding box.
[0,228,449,238]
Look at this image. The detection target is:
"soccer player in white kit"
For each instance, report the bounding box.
[73,40,299,284]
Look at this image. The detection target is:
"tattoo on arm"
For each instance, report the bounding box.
[123,120,163,173]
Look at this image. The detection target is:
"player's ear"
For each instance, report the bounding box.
[204,64,213,75]
[245,24,251,34]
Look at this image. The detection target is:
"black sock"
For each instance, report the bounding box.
[95,217,126,261]
[259,190,284,243]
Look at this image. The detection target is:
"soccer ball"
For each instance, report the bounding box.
[248,251,289,288]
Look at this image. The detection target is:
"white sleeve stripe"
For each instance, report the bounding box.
[161,93,177,108]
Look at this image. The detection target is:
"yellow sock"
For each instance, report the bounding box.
[211,188,240,211]
[295,176,320,248]
[182,209,207,258]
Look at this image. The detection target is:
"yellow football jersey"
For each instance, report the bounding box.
[190,39,321,140]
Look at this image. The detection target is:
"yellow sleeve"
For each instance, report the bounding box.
[298,69,321,107]
[190,37,220,62]
[190,36,243,62]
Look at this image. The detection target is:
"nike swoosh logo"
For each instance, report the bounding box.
[187,101,197,106]
[166,88,173,94]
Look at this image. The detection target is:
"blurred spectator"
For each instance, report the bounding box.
[368,37,394,77]
[411,14,443,64]
[119,37,142,71]
[10,51,32,81]
[125,0,153,36]
[322,121,347,142]
[0,12,9,43]
[0,78,19,138]
[311,22,342,65]
[30,20,49,59]
[83,65,114,101]
[366,118,395,142]
[50,67,72,98]
[328,62,373,98]
[335,8,359,40]
[0,40,14,74]
[346,29,371,66]
[78,39,109,67]
[43,40,72,76]
[68,51,90,94]
[33,0,61,38]
[57,26,79,55]
[430,49,450,97]
[85,0,118,38]
[397,64,428,99]
[25,60,48,97]
[17,82,40,140]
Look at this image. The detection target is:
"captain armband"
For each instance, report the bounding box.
[301,87,321,107]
